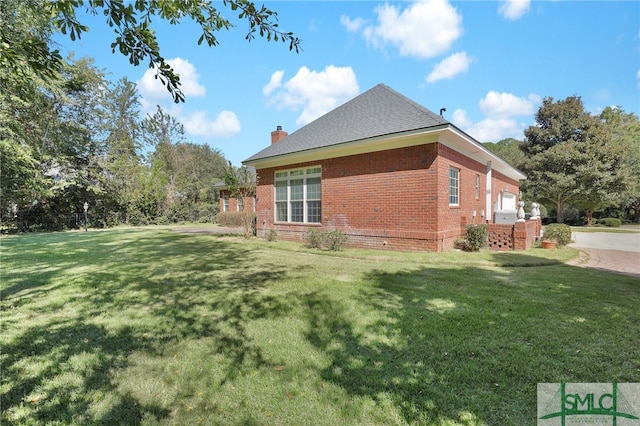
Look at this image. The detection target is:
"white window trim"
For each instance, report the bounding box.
[449,167,460,206]
[274,166,321,223]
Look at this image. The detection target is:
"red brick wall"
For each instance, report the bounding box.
[255,142,519,251]
[487,219,541,251]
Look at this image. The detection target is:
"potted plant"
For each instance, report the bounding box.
[541,223,571,249]
[541,239,557,249]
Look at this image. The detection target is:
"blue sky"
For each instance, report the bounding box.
[57,0,640,166]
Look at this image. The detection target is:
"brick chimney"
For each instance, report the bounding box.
[271,126,288,145]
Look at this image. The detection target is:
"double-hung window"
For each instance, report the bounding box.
[223,196,229,212]
[449,167,460,206]
[275,167,321,223]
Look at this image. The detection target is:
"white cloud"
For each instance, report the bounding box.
[262,70,284,96]
[137,57,206,102]
[451,91,540,142]
[459,117,528,142]
[340,15,366,32]
[136,58,239,139]
[479,91,538,118]
[498,0,531,20]
[181,110,241,138]
[426,51,474,83]
[452,108,473,128]
[348,0,463,59]
[265,65,359,126]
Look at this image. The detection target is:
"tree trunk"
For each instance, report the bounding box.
[585,209,594,226]
[556,200,565,223]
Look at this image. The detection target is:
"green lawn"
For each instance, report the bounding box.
[1,228,638,425]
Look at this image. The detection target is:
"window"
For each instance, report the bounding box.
[223,196,229,212]
[274,167,322,223]
[475,174,480,199]
[449,167,460,205]
[237,196,244,212]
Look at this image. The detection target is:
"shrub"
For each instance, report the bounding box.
[304,229,348,251]
[563,217,586,226]
[215,211,245,227]
[597,217,621,227]
[304,228,324,249]
[155,216,169,225]
[453,238,467,251]
[128,211,150,226]
[542,223,571,246]
[323,230,348,251]
[264,229,278,242]
[464,224,488,251]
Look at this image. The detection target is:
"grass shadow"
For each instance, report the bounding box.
[1,229,291,424]
[304,257,640,425]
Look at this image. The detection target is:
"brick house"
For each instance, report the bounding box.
[214,166,257,214]
[243,84,528,251]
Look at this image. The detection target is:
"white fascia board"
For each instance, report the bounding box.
[439,126,527,181]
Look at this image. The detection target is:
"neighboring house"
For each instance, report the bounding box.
[243,84,528,251]
[213,166,257,214]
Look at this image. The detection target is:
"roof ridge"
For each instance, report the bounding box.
[377,83,449,124]
[244,83,451,163]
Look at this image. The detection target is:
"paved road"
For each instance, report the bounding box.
[570,231,640,252]
[568,231,640,277]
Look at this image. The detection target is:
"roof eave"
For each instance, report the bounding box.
[243,125,447,169]
[244,124,526,182]
[441,125,527,181]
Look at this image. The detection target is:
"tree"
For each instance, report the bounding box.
[143,106,187,218]
[571,137,630,225]
[1,50,111,229]
[172,143,228,206]
[42,57,110,214]
[101,77,145,223]
[600,107,640,222]
[142,107,228,223]
[522,96,602,156]
[483,138,526,170]
[520,96,615,223]
[0,0,60,215]
[2,0,301,103]
[223,163,257,238]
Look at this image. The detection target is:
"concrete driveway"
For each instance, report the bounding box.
[568,230,640,277]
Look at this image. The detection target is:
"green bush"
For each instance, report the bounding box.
[464,224,488,251]
[155,216,169,225]
[215,211,245,227]
[453,238,467,251]
[597,217,621,227]
[323,230,348,251]
[542,223,571,246]
[304,229,348,251]
[304,228,324,249]
[264,229,278,242]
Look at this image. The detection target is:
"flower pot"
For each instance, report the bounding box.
[541,240,557,249]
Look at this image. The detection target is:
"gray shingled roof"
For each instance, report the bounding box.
[244,84,448,163]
